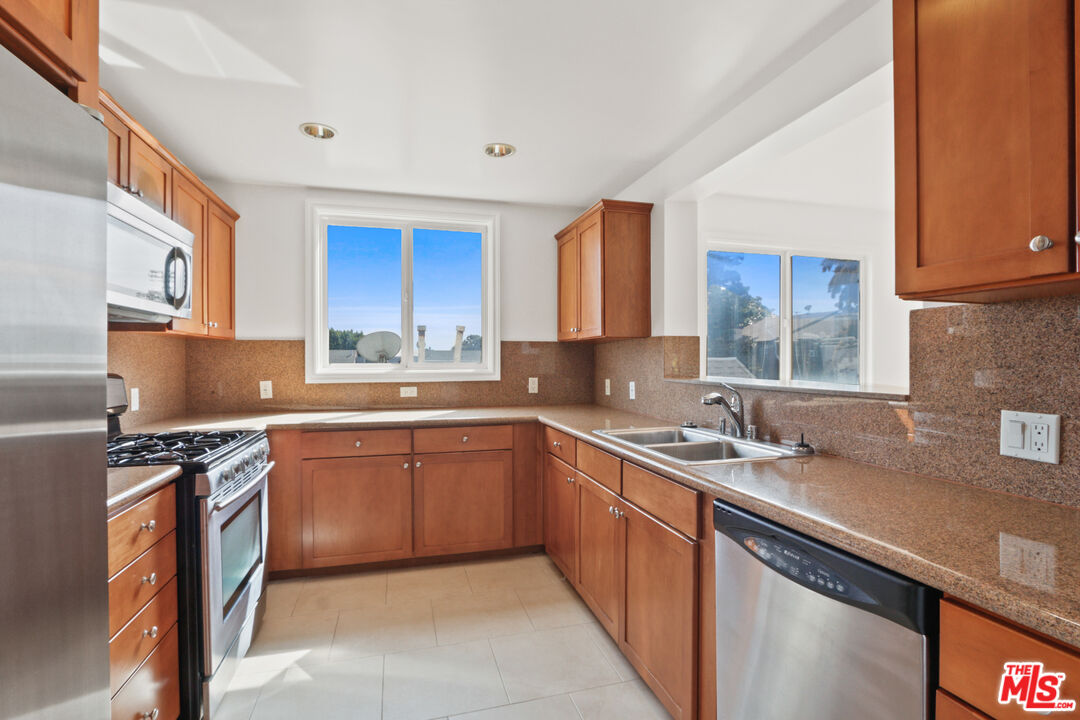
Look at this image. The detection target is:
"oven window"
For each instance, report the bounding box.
[219,494,262,617]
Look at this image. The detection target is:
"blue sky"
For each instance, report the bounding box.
[327,225,482,351]
[707,251,856,316]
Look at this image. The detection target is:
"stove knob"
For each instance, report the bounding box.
[220,468,233,484]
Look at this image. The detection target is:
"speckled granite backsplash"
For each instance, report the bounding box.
[595,298,1080,508]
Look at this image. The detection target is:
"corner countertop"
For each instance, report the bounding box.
[135,404,1080,649]
[107,465,182,514]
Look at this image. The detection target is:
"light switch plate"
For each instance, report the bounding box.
[129,387,140,411]
[528,377,538,394]
[400,386,418,398]
[604,378,611,396]
[999,410,1059,464]
[259,381,272,399]
[629,381,636,400]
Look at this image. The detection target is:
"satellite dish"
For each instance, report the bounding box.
[356,331,401,363]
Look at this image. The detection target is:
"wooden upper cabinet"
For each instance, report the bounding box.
[893,0,1076,302]
[413,450,514,556]
[101,104,129,189]
[206,201,236,339]
[554,199,652,341]
[0,0,98,104]
[170,172,208,336]
[128,133,173,215]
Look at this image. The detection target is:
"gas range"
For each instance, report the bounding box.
[107,430,270,498]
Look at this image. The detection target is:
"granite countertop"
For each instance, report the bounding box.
[136,404,1080,648]
[107,465,182,513]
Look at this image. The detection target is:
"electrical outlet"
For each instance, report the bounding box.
[400,386,417,398]
[129,387,140,411]
[259,381,272,399]
[604,378,611,396]
[629,381,636,400]
[528,377,538,394]
[999,410,1060,463]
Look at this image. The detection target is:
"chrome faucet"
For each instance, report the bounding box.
[702,385,744,438]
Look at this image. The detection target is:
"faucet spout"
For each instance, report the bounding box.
[701,384,744,438]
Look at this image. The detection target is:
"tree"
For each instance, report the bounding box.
[706,254,770,359]
[328,328,364,350]
[820,259,859,312]
[461,334,482,351]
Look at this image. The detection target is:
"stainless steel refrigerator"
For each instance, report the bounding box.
[0,44,110,719]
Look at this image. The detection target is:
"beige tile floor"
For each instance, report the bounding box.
[218,553,671,720]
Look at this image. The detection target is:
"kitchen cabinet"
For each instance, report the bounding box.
[554,199,652,340]
[937,691,992,720]
[893,0,1078,302]
[301,455,414,567]
[206,201,236,338]
[0,0,98,104]
[128,133,172,215]
[575,472,622,639]
[543,452,578,580]
[170,173,208,336]
[413,450,514,556]
[102,103,129,189]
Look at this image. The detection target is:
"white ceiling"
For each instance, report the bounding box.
[99,0,877,206]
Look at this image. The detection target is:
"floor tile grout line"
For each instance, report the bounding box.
[486,637,513,709]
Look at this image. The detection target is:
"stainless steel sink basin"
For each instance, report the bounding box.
[593,426,796,465]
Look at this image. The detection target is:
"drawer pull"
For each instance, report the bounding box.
[141,572,158,586]
[608,505,614,515]
[403,463,410,470]
[143,625,159,639]
[140,520,157,532]
[355,440,362,448]
[552,441,561,448]
[566,476,574,484]
[461,435,469,443]
[614,508,624,519]
[1030,235,1054,252]
[141,709,159,720]
[415,461,422,468]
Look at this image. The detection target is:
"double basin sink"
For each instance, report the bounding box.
[593,426,796,466]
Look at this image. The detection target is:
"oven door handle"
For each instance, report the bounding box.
[211,461,274,514]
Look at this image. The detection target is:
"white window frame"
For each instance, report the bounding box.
[306,202,500,383]
[697,236,867,391]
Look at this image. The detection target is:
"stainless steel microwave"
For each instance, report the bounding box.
[106,182,194,323]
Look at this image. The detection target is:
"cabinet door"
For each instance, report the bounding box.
[128,133,173,215]
[576,473,622,639]
[101,104,128,189]
[894,0,1072,298]
[0,0,98,100]
[170,172,208,336]
[301,455,413,567]
[556,228,579,340]
[413,450,513,556]
[576,213,603,339]
[620,502,697,720]
[543,453,578,581]
[206,202,235,339]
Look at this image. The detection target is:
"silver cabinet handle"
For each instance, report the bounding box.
[140,520,156,532]
[608,506,614,515]
[566,476,574,484]
[415,461,422,468]
[614,509,624,519]
[354,440,363,448]
[1030,235,1054,252]
[403,463,410,469]
[136,189,145,198]
[141,572,158,586]
[552,441,561,448]
[143,626,159,639]
[141,710,159,720]
[461,435,469,443]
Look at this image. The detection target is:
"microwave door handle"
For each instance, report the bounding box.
[173,249,189,310]
[211,462,274,514]
[163,247,188,310]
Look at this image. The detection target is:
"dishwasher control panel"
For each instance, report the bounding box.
[743,535,867,602]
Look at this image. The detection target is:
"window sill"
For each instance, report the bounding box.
[667,377,909,401]
[306,367,501,384]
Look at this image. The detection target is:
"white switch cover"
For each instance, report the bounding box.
[129,388,140,411]
[259,381,273,399]
[604,378,611,396]
[999,410,1059,463]
[400,386,418,398]
[528,377,539,394]
[628,381,636,400]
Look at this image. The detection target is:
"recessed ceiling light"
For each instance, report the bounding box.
[299,122,337,140]
[483,142,516,158]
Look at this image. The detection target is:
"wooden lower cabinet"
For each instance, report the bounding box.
[620,501,698,720]
[937,690,992,720]
[110,623,180,720]
[575,473,623,639]
[301,455,413,567]
[414,450,513,556]
[543,453,579,580]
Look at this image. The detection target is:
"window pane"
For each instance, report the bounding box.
[326,225,403,364]
[792,255,859,385]
[706,251,780,380]
[412,228,483,364]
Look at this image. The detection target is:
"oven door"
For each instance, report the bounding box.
[200,462,273,677]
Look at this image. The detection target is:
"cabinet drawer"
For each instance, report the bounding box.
[621,463,699,538]
[576,441,620,493]
[110,577,178,696]
[300,429,412,459]
[544,427,576,466]
[108,484,176,577]
[936,691,992,720]
[109,534,177,637]
[413,425,513,454]
[940,599,1080,720]
[111,622,180,720]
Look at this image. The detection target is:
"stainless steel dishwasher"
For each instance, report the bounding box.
[713,500,938,720]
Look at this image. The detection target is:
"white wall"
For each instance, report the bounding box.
[697,195,912,391]
[209,181,581,341]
